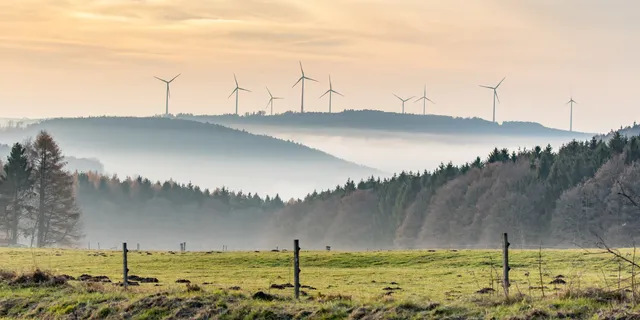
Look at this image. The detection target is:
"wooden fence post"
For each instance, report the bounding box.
[503,233,510,297]
[294,239,300,299]
[123,242,129,290]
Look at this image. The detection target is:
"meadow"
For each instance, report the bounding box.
[0,247,637,319]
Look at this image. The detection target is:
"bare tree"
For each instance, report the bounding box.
[28,131,83,247]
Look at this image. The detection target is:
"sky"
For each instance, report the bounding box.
[1,0,639,133]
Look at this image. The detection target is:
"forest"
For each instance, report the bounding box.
[2,129,640,250]
[177,110,592,137]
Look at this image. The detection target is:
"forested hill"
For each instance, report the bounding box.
[72,131,640,250]
[0,117,381,198]
[177,110,592,137]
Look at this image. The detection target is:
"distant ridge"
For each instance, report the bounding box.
[177,110,594,137]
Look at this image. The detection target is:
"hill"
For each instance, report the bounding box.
[177,110,594,137]
[0,117,381,198]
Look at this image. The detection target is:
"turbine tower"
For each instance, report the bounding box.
[567,95,578,132]
[393,94,415,114]
[265,87,283,116]
[479,77,506,123]
[292,61,318,113]
[415,85,435,115]
[228,74,251,116]
[319,75,343,113]
[154,74,181,117]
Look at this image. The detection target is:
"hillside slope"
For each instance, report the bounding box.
[178,110,594,137]
[0,117,381,198]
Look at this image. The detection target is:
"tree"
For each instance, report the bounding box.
[2,143,34,245]
[29,131,82,247]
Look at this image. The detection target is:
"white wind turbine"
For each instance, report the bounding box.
[153,74,181,116]
[292,61,318,113]
[393,94,415,114]
[479,77,506,123]
[265,87,283,116]
[567,95,578,132]
[319,75,344,113]
[415,85,435,115]
[228,74,251,115]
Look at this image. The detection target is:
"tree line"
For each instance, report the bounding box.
[3,129,639,250]
[0,131,82,247]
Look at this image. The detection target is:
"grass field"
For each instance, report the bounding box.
[0,247,638,319]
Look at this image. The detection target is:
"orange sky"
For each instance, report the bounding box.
[1,0,639,133]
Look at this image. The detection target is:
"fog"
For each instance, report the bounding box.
[203,124,593,174]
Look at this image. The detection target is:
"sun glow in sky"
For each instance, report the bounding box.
[1,0,639,132]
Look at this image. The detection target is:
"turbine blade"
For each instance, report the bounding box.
[234,73,238,86]
[169,73,181,82]
[393,93,402,100]
[239,88,251,92]
[414,97,424,103]
[427,98,435,104]
[228,87,238,98]
[266,87,272,97]
[494,91,500,104]
[292,77,302,88]
[495,77,506,88]
[320,90,330,98]
[305,76,319,83]
[274,97,283,100]
[329,74,332,87]
[407,96,415,102]
[333,90,344,97]
[299,61,304,75]
[266,98,272,108]
[154,76,168,83]
[479,85,493,89]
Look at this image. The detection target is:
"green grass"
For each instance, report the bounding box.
[0,248,638,319]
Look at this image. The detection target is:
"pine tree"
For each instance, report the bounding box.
[2,143,34,245]
[30,131,83,247]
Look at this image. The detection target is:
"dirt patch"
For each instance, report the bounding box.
[9,269,68,288]
[476,287,496,294]
[175,279,191,284]
[252,291,277,301]
[270,283,294,290]
[550,278,566,285]
[128,275,159,283]
[228,286,241,290]
[301,285,316,290]
[78,274,111,283]
[382,287,402,291]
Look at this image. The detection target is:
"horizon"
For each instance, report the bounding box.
[2,1,639,133]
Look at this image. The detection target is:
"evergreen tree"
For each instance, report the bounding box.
[2,143,34,245]
[30,131,83,247]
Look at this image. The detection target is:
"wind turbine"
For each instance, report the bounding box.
[479,77,506,123]
[415,85,435,115]
[153,74,180,116]
[319,75,343,113]
[265,87,283,116]
[228,74,251,116]
[292,61,318,113]
[567,95,577,132]
[393,94,415,114]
